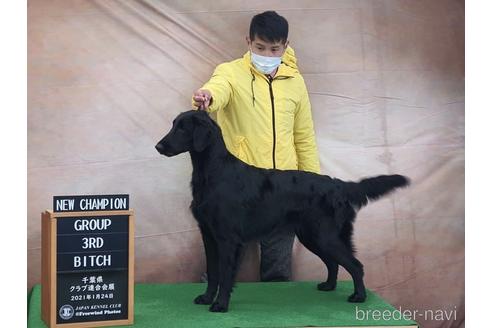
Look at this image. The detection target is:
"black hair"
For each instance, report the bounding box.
[249,11,288,44]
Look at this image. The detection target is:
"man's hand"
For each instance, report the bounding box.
[193,89,212,110]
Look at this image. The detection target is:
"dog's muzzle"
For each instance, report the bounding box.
[155,143,175,157]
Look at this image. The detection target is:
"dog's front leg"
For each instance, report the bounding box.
[194,224,219,305]
[209,240,238,312]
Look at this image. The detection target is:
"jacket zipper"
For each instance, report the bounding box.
[267,76,276,169]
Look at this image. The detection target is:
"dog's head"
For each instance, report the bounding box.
[155,110,217,156]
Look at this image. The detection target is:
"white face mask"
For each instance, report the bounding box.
[250,51,282,75]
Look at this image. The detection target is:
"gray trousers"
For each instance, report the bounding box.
[200,229,295,283]
[259,229,295,282]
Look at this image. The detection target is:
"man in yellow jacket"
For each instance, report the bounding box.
[192,11,320,282]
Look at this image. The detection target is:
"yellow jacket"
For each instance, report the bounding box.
[196,47,320,173]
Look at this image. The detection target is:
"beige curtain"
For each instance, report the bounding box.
[28,1,464,327]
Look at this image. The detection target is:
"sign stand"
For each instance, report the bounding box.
[41,195,134,328]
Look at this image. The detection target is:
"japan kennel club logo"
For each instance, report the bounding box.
[59,304,74,320]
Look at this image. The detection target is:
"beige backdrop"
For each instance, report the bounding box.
[28,1,464,327]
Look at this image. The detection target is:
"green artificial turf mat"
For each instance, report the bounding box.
[28,281,417,327]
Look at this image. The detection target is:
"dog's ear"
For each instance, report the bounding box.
[192,113,212,152]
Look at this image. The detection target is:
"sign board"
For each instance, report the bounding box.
[42,194,134,328]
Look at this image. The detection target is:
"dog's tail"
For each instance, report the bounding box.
[348,174,410,209]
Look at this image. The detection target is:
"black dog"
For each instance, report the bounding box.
[155,110,409,312]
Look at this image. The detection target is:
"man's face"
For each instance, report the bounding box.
[247,36,288,57]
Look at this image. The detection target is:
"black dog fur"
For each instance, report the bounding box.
[155,110,409,312]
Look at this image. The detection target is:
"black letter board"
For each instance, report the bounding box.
[41,194,134,328]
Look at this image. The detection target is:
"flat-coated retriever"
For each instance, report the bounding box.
[155,110,409,312]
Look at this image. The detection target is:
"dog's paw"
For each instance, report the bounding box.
[194,294,214,305]
[348,292,366,303]
[317,281,336,291]
[209,301,228,312]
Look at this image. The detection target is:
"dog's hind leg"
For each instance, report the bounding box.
[209,240,241,312]
[317,255,339,291]
[295,218,338,291]
[322,239,366,302]
[194,224,219,305]
[295,228,339,292]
